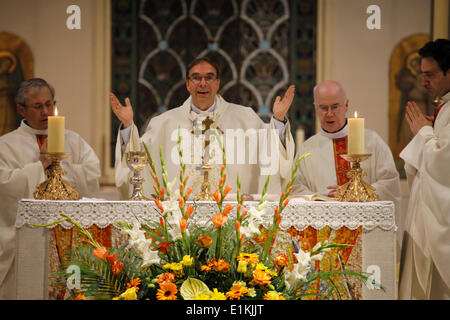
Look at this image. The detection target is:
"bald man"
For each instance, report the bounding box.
[291,81,402,250]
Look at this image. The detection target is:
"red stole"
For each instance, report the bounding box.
[332,137,351,185]
[36,134,47,149]
[433,104,445,127]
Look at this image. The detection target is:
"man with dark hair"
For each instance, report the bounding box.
[0,78,101,299]
[110,58,296,199]
[399,38,450,299]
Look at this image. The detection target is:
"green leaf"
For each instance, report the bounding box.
[180,278,210,300]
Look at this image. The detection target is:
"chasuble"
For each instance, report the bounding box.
[399,92,450,299]
[115,95,295,199]
[0,120,101,299]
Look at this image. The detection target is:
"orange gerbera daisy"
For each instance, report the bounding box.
[251,269,271,286]
[156,282,178,300]
[126,278,141,292]
[225,284,248,300]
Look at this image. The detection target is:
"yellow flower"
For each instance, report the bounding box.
[263,291,286,300]
[237,260,248,273]
[119,287,137,300]
[238,252,259,264]
[195,293,211,300]
[246,287,256,297]
[164,262,184,277]
[181,255,194,267]
[255,263,278,277]
[210,288,227,300]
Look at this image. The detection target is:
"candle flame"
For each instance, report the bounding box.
[54,105,59,116]
[354,111,358,118]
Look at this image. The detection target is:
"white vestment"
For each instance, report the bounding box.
[291,124,402,246]
[115,95,295,198]
[399,92,450,299]
[0,120,101,299]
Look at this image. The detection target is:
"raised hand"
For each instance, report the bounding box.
[405,101,432,135]
[273,85,295,122]
[110,93,134,128]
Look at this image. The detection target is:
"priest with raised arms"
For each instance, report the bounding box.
[291,80,402,255]
[399,39,450,299]
[111,57,296,199]
[0,78,101,299]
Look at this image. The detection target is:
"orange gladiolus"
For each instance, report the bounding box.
[235,220,240,231]
[186,205,194,219]
[180,217,187,233]
[283,198,289,208]
[276,214,282,225]
[93,246,110,261]
[223,203,233,216]
[212,212,228,227]
[159,187,165,200]
[154,198,164,212]
[219,177,224,187]
[179,183,184,193]
[213,190,220,203]
[107,254,123,276]
[178,196,185,208]
[185,188,192,199]
[223,184,232,198]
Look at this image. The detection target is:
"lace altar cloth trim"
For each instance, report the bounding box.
[16,198,396,231]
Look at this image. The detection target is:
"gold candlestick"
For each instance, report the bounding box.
[335,154,379,202]
[194,164,214,201]
[34,152,80,200]
[126,151,149,201]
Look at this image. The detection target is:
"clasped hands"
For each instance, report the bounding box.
[405,101,434,135]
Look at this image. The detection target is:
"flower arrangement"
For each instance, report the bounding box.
[39,129,382,300]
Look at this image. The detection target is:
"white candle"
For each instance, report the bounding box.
[48,105,65,152]
[348,111,364,154]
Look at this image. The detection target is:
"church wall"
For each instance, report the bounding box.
[325,0,431,143]
[0,0,97,149]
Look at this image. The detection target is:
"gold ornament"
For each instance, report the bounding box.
[33,152,80,200]
[335,154,379,202]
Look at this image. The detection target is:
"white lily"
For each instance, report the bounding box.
[240,200,269,237]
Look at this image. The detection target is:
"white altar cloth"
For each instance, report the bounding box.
[14,198,397,299]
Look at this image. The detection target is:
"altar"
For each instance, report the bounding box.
[14,198,397,300]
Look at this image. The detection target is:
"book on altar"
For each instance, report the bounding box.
[291,193,334,202]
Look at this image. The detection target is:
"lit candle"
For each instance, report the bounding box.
[48,105,65,152]
[348,111,364,154]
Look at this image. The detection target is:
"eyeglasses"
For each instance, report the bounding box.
[188,75,218,84]
[317,104,343,114]
[420,71,442,81]
[26,100,56,111]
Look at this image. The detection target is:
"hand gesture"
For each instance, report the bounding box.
[405,101,432,135]
[39,137,52,169]
[273,85,295,122]
[110,93,133,128]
